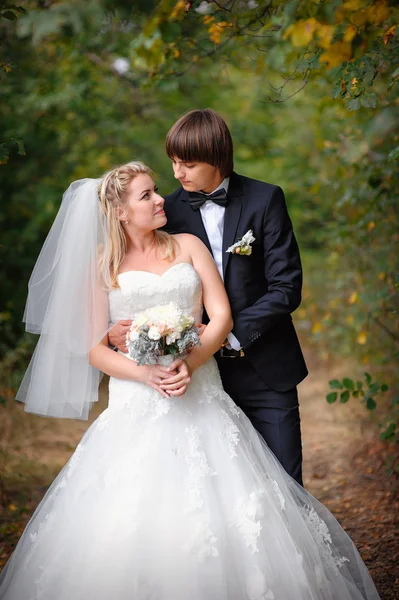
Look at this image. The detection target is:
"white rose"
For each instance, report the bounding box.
[128,330,139,342]
[148,327,161,341]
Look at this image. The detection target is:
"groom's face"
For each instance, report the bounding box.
[171,159,223,194]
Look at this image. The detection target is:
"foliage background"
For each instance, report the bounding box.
[0,0,398,442]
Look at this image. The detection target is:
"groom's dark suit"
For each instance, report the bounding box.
[164,172,307,484]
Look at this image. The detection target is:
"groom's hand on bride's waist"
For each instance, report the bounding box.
[108,320,132,353]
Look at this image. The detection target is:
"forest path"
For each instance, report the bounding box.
[1,351,397,597]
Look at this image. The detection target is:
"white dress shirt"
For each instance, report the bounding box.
[199,178,241,351]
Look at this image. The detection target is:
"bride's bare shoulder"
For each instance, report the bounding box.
[172,233,204,245]
[173,233,211,260]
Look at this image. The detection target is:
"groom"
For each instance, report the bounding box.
[111,109,307,485]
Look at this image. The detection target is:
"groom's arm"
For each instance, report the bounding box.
[232,186,303,350]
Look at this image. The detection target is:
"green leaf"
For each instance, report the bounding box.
[343,377,355,390]
[366,397,377,411]
[15,139,26,156]
[391,67,399,79]
[388,146,399,161]
[353,390,359,398]
[332,84,342,100]
[1,10,17,20]
[381,383,389,392]
[340,390,350,403]
[347,97,360,111]
[0,144,9,164]
[326,392,338,404]
[329,379,342,389]
[360,92,377,109]
[369,382,379,394]
[380,422,396,441]
[159,21,181,43]
[357,380,363,390]
[364,372,372,385]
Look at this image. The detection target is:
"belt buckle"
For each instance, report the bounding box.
[220,347,245,358]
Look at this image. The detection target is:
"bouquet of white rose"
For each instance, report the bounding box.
[126,303,201,366]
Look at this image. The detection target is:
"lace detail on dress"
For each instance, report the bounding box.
[224,394,241,417]
[219,407,240,458]
[231,490,266,554]
[247,566,275,600]
[269,479,286,511]
[184,521,219,561]
[67,443,84,478]
[174,425,217,513]
[301,505,349,573]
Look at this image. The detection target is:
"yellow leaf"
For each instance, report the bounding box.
[170,0,186,20]
[316,24,335,50]
[344,24,358,42]
[351,77,358,85]
[362,355,370,363]
[384,25,396,45]
[349,291,359,304]
[357,331,367,345]
[378,272,386,280]
[342,0,364,10]
[8,504,17,512]
[320,41,352,68]
[203,15,215,25]
[283,18,319,47]
[208,21,231,45]
[368,221,375,231]
[366,1,390,25]
[312,321,323,334]
[346,315,354,324]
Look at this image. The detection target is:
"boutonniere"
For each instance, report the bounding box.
[226,229,255,256]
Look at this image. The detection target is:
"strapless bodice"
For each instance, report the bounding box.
[109,262,203,324]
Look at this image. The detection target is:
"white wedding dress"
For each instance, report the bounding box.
[0,263,380,600]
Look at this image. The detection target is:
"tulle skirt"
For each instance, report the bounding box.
[0,359,380,599]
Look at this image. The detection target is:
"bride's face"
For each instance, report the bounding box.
[123,174,167,232]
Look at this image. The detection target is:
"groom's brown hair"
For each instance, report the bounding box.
[166,109,233,178]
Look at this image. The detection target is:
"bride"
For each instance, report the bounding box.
[0,161,380,599]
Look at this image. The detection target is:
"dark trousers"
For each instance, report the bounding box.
[216,355,303,486]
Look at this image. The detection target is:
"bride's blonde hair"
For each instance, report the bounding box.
[98,161,176,289]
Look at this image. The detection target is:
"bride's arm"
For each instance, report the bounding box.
[186,236,233,372]
[161,235,232,395]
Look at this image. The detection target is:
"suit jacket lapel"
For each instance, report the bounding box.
[222,172,244,278]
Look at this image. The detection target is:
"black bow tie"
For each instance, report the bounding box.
[188,188,228,211]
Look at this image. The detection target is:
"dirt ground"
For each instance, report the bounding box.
[299,355,399,599]
[1,351,398,598]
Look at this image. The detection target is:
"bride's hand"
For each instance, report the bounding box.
[138,364,173,398]
[159,359,192,397]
